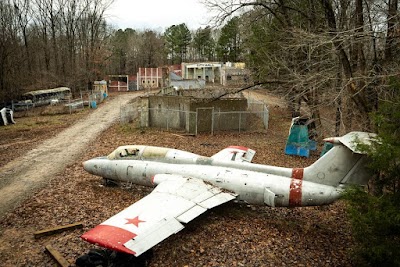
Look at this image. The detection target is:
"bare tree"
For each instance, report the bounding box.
[0,0,22,100]
[385,0,399,62]
[203,0,400,134]
[13,0,32,74]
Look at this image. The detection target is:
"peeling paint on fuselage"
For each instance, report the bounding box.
[83,157,340,207]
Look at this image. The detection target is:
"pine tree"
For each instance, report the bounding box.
[344,78,400,266]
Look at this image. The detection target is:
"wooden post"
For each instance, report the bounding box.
[45,244,70,267]
[34,222,83,239]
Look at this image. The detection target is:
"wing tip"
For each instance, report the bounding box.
[81,225,137,255]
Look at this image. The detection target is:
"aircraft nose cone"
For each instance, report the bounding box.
[83,159,96,174]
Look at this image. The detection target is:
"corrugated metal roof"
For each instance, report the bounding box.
[170,72,183,81]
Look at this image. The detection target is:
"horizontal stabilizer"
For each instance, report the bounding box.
[324,131,376,154]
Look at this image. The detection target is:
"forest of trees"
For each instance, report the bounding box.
[202,1,399,265]
[2,0,399,135]
[0,0,243,103]
[0,0,113,101]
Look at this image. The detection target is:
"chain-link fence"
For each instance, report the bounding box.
[64,98,85,113]
[148,108,197,132]
[247,98,269,129]
[120,97,268,135]
[211,110,268,134]
[10,90,100,114]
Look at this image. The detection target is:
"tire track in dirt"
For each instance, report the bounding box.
[0,92,144,218]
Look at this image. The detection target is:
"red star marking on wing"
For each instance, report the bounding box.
[125,216,145,227]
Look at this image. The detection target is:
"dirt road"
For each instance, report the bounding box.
[0,92,144,217]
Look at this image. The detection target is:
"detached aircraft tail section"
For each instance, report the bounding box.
[302,132,376,187]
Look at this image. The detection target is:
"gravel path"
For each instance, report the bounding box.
[0,92,144,217]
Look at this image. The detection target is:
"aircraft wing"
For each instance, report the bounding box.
[211,146,256,162]
[81,175,236,256]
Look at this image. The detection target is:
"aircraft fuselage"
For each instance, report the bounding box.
[83,157,341,207]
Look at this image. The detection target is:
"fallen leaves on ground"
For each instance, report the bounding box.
[0,98,355,266]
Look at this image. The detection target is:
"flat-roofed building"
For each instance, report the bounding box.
[181,62,222,83]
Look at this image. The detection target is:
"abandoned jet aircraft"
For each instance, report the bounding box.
[81,131,375,257]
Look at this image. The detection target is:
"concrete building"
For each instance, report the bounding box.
[181,62,222,83]
[137,67,167,90]
[169,72,205,90]
[108,75,129,92]
[181,62,251,86]
[220,63,251,86]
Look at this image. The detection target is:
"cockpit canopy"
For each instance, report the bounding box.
[108,145,171,160]
[106,144,256,164]
[107,145,202,162]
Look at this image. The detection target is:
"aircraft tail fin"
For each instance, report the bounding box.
[303,132,376,187]
[212,146,256,163]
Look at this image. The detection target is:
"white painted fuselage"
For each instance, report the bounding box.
[80,132,375,256]
[84,157,341,207]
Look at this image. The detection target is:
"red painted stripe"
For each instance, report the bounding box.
[227,146,249,151]
[292,168,304,179]
[81,225,137,255]
[289,168,304,207]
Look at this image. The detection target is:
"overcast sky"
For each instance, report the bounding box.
[106,0,214,31]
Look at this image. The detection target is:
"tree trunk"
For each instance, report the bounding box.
[320,0,372,126]
[385,0,398,61]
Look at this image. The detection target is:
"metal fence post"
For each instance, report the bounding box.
[239,112,241,133]
[195,110,198,136]
[166,109,169,131]
[211,107,214,136]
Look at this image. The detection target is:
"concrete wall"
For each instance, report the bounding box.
[147,96,192,131]
[170,79,206,90]
[191,98,248,132]
[139,97,149,127]
[144,95,248,134]
[179,88,243,99]
[221,68,251,86]
[142,96,247,133]
[190,98,247,112]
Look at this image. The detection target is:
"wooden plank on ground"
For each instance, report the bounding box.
[170,133,195,138]
[45,244,70,267]
[34,222,83,239]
